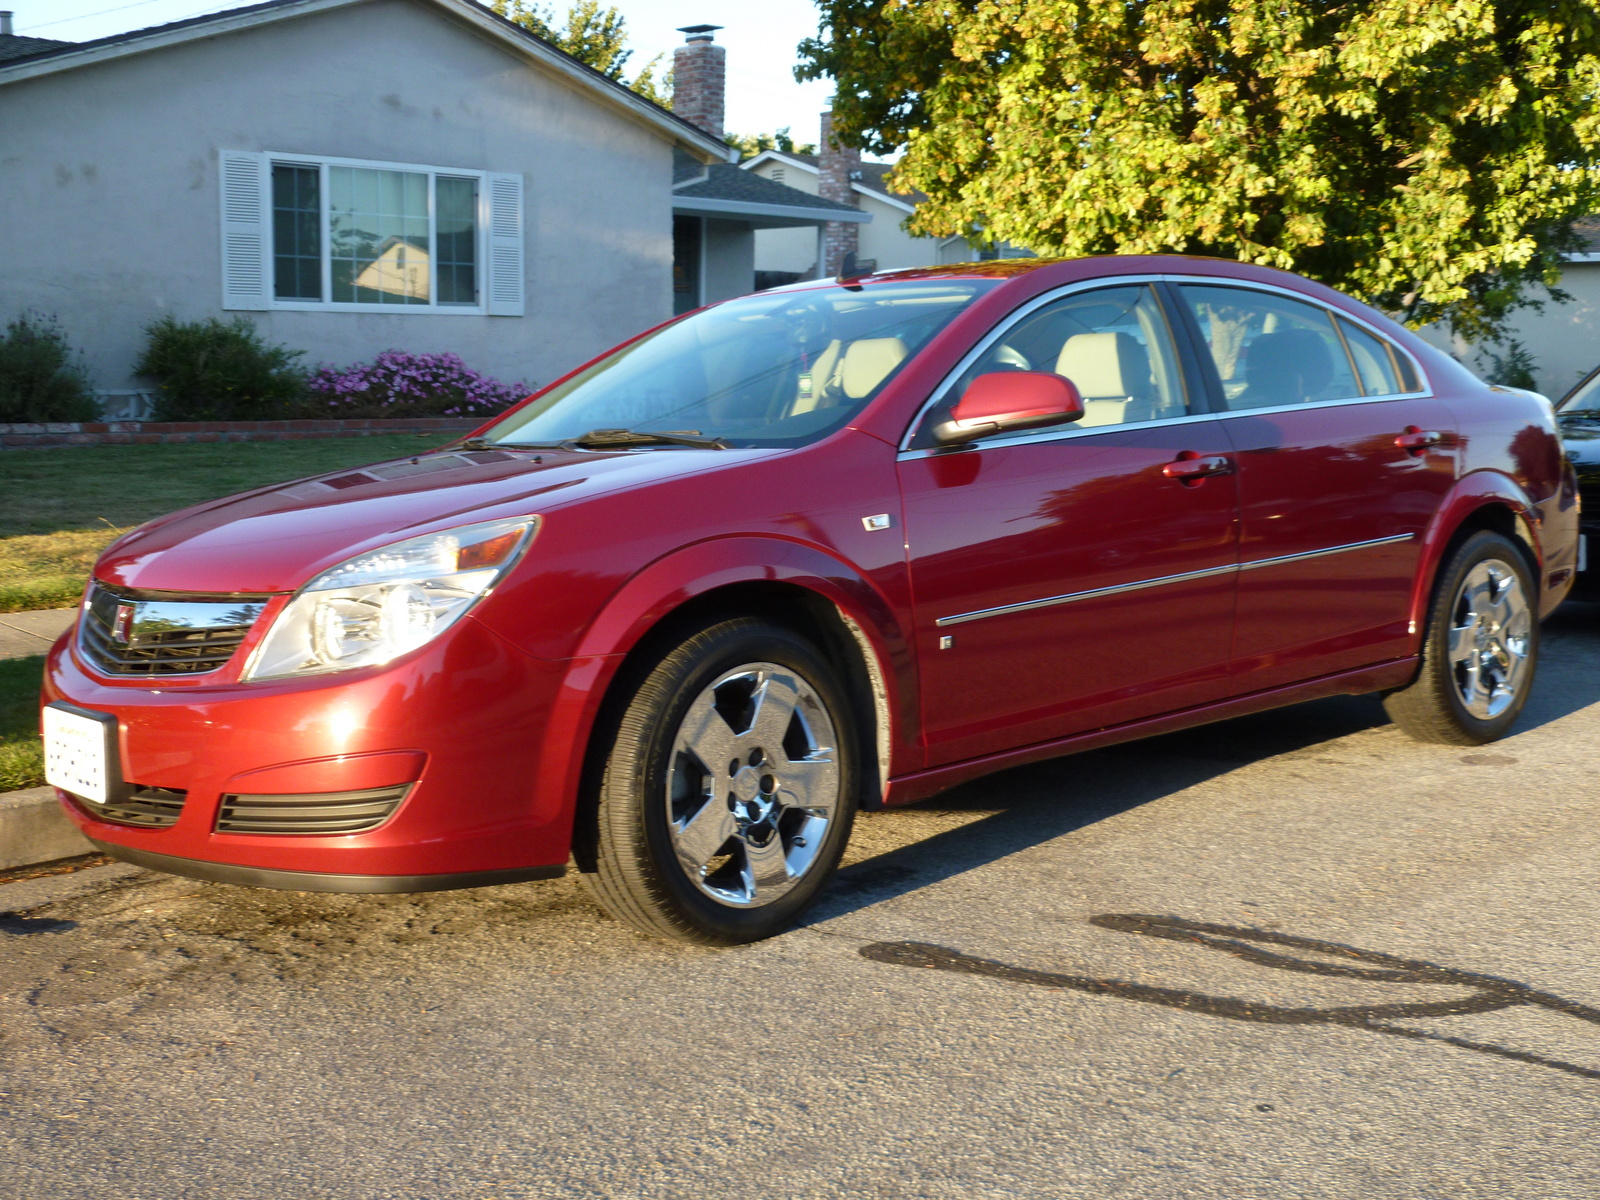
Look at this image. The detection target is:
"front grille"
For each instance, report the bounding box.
[91,786,188,829]
[215,785,411,835]
[80,582,266,677]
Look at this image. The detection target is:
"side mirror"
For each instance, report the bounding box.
[932,371,1085,445]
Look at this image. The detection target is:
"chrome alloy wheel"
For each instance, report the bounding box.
[665,662,841,908]
[1447,558,1533,720]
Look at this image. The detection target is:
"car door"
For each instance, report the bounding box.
[896,281,1242,768]
[1172,282,1458,692]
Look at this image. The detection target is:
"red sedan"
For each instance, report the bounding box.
[40,256,1581,943]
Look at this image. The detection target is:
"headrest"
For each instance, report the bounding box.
[1244,329,1334,402]
[1055,332,1149,398]
[839,337,909,400]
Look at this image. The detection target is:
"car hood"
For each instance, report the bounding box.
[95,446,772,594]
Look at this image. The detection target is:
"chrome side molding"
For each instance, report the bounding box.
[935,533,1415,628]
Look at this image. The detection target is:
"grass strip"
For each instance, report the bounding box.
[0,434,448,538]
[0,528,126,614]
[0,655,46,792]
[0,434,451,613]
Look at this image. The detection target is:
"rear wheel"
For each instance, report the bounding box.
[583,617,859,944]
[1383,531,1538,745]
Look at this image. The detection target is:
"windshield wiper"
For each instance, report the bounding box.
[563,428,730,451]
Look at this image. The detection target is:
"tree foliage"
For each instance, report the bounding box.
[725,127,819,161]
[493,1,669,105]
[800,1,1600,337]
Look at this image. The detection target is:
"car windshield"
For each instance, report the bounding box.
[1561,369,1600,416]
[478,279,999,448]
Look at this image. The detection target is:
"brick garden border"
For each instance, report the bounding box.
[0,417,480,449]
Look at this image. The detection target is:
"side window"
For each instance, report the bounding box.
[1338,317,1405,396]
[1179,285,1361,409]
[917,284,1188,443]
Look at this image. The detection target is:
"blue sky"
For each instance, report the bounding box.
[12,0,838,141]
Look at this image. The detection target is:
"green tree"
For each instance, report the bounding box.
[725,127,819,162]
[493,1,670,105]
[800,1,1600,338]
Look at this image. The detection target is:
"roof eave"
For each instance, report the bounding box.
[0,0,731,163]
[672,196,873,226]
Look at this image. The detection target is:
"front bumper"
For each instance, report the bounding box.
[44,613,579,888]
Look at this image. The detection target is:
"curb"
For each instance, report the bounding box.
[0,786,94,872]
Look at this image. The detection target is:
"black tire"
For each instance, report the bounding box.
[1383,531,1539,745]
[582,617,860,945]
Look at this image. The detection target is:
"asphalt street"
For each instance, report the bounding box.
[4,604,1600,1199]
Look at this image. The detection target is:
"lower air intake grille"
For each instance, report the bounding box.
[215,785,411,835]
[94,787,188,829]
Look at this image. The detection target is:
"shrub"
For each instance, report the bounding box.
[135,315,308,420]
[305,350,531,419]
[0,313,98,423]
[1478,339,1539,392]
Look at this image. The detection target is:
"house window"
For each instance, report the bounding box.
[222,151,523,316]
[270,162,477,306]
[271,164,320,301]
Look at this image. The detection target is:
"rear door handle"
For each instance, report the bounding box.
[1163,453,1234,482]
[1395,427,1443,453]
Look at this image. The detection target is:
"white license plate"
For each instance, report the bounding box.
[43,703,116,805]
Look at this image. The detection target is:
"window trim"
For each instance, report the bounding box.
[1164,275,1431,414]
[265,151,492,316]
[898,274,1196,453]
[898,273,1434,457]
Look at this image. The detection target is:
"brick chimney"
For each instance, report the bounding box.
[819,107,862,276]
[672,25,726,140]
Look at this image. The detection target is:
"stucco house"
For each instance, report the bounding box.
[663,26,867,315]
[1417,218,1600,401]
[0,0,740,412]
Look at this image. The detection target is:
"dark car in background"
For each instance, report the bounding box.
[1558,369,1600,599]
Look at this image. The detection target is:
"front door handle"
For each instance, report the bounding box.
[1163,452,1234,483]
[1395,427,1443,453]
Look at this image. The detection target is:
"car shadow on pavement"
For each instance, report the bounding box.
[1519,599,1600,732]
[814,600,1600,923]
[812,692,1392,921]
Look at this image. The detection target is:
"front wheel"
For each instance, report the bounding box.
[583,618,860,944]
[1383,531,1539,745]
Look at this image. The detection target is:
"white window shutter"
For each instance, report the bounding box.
[219,151,269,310]
[486,172,525,316]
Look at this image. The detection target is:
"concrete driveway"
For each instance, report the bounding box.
[3,603,1599,1199]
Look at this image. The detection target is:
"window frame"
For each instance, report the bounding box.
[897,274,1432,457]
[899,275,1210,454]
[265,152,492,316]
[1165,277,1431,415]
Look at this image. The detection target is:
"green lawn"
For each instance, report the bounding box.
[0,655,45,791]
[0,435,448,613]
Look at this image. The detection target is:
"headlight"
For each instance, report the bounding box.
[242,517,536,681]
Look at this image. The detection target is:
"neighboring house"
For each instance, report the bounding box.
[742,137,1027,283]
[1418,217,1600,400]
[665,26,867,314]
[0,0,729,409]
[0,12,70,61]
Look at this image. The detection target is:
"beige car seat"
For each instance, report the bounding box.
[789,339,845,415]
[1055,332,1154,426]
[839,337,910,400]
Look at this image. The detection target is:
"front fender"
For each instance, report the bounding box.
[527,536,916,855]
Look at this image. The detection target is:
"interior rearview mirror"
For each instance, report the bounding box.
[932,371,1086,445]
